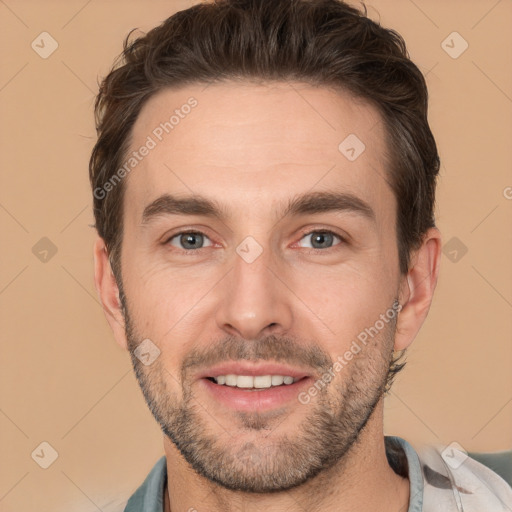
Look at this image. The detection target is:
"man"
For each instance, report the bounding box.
[90,0,512,510]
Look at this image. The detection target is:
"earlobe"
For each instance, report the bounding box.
[394,228,442,351]
[93,237,128,350]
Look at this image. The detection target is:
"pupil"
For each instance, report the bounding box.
[312,232,332,249]
[182,233,202,249]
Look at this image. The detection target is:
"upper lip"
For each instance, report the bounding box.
[196,362,311,380]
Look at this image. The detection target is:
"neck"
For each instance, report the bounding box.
[163,400,409,512]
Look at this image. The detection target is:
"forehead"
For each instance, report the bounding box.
[124,81,394,223]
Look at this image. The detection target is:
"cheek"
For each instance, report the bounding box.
[122,259,216,354]
[293,261,394,341]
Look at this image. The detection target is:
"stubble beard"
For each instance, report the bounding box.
[123,302,396,493]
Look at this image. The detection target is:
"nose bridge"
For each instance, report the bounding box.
[215,235,292,339]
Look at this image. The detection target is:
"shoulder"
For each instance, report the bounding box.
[123,456,167,512]
[416,442,512,512]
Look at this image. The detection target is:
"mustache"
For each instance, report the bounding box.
[180,334,334,379]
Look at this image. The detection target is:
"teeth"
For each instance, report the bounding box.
[237,375,254,388]
[254,375,272,388]
[271,375,284,386]
[212,374,301,389]
[225,374,237,386]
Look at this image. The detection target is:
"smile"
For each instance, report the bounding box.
[207,374,302,389]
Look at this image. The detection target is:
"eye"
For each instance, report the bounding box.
[297,230,343,250]
[167,231,213,251]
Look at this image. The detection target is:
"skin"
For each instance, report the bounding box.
[94,81,441,512]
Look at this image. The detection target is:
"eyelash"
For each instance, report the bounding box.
[164,228,346,254]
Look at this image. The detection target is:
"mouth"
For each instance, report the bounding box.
[196,363,313,411]
[205,374,304,390]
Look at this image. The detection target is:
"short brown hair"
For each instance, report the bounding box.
[90,0,440,389]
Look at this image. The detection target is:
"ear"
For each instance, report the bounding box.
[394,227,442,351]
[93,237,129,351]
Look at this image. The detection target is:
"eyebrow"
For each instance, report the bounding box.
[140,190,375,226]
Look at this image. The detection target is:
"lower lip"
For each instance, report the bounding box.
[199,377,312,412]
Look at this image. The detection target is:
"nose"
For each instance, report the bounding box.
[215,242,293,341]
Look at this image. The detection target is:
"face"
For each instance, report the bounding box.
[117,82,405,492]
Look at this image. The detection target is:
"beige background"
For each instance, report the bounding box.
[1,0,511,511]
